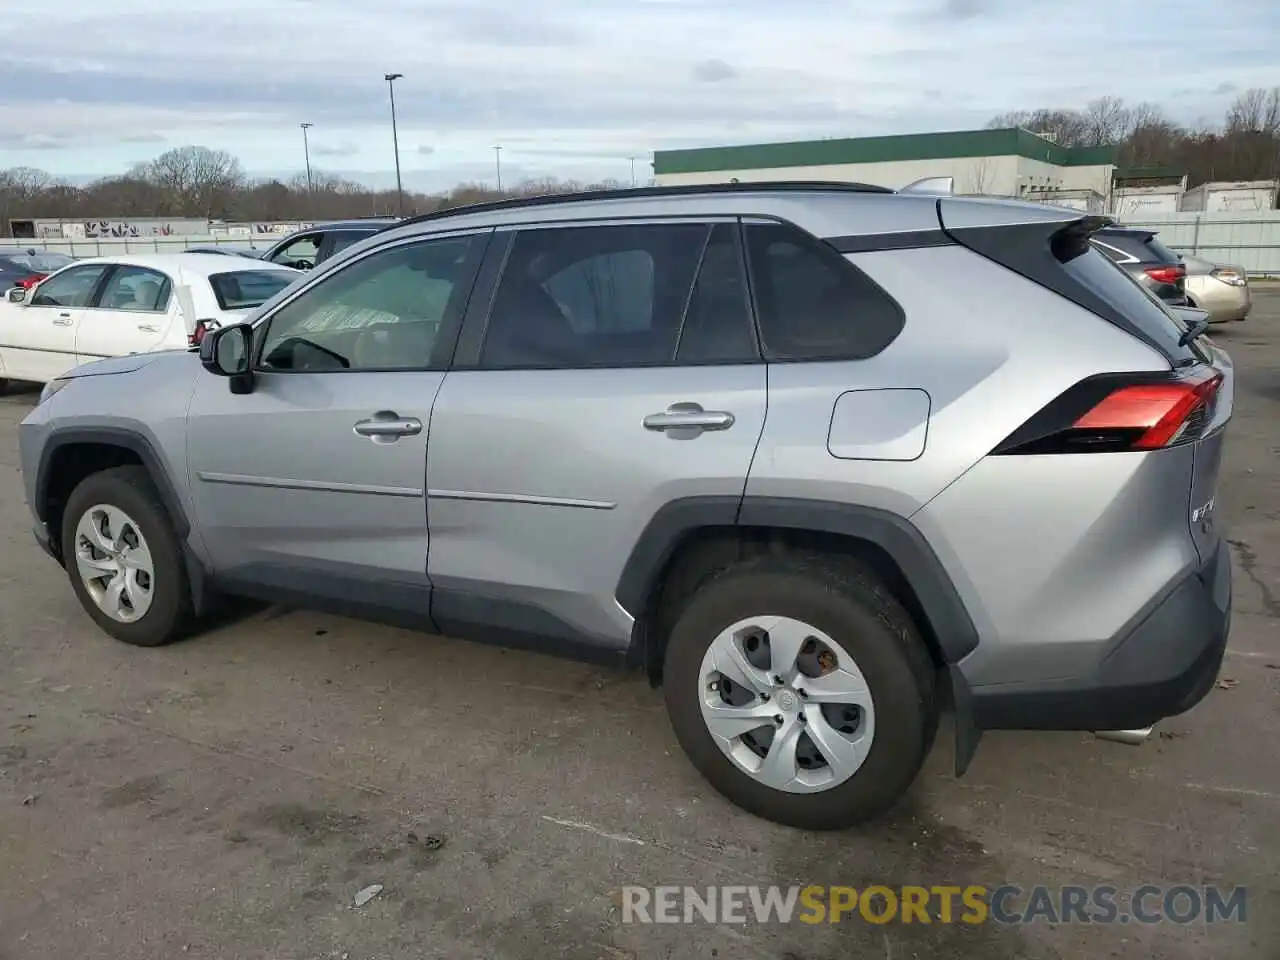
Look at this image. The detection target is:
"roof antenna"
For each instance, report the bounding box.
[899,176,954,195]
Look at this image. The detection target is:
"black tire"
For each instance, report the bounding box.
[60,465,194,647]
[663,553,937,831]
[0,378,9,396]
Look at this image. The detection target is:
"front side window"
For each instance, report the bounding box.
[745,222,905,361]
[326,230,375,258]
[480,222,731,369]
[98,265,173,312]
[269,234,321,268]
[257,235,481,372]
[209,270,298,311]
[30,264,111,308]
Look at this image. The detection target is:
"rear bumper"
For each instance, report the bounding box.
[968,538,1231,731]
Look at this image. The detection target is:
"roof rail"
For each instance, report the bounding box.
[383,180,895,233]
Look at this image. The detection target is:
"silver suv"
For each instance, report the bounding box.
[18,183,1234,831]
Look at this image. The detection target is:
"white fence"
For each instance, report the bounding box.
[5,210,1280,275]
[0,235,274,257]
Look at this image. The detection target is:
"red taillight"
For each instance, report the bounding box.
[16,274,45,289]
[1073,370,1222,449]
[1144,265,1185,286]
[187,318,217,348]
[993,367,1223,456]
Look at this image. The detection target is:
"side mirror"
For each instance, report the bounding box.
[200,323,255,394]
[7,287,26,303]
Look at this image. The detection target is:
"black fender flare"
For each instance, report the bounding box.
[35,426,191,536]
[35,426,215,615]
[615,495,979,665]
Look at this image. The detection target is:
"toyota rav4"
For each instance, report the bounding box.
[18,182,1234,830]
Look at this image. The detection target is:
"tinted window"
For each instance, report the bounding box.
[327,230,375,257]
[1143,234,1182,263]
[480,223,708,369]
[209,270,298,310]
[675,223,757,363]
[1,251,74,273]
[745,222,904,361]
[99,265,172,311]
[258,235,480,372]
[30,264,110,308]
[1093,240,1130,263]
[1063,248,1196,361]
[1102,231,1180,264]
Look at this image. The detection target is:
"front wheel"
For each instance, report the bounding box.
[662,555,937,830]
[61,466,194,647]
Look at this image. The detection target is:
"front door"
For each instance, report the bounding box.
[1,262,111,381]
[75,263,177,363]
[426,220,768,653]
[185,229,490,622]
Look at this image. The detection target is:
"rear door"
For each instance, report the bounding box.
[425,219,767,653]
[1,262,110,381]
[75,264,176,363]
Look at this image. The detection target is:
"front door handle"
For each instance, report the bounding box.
[52,313,73,326]
[137,323,160,333]
[353,411,423,443]
[643,402,735,439]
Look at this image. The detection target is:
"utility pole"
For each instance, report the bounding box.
[628,156,637,187]
[384,73,404,215]
[494,145,503,192]
[299,123,314,195]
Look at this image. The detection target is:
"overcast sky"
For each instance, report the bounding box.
[2,0,1277,192]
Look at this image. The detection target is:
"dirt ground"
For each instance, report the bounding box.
[0,294,1277,960]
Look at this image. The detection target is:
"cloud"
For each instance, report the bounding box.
[416,145,436,156]
[0,0,1275,187]
[692,59,737,83]
[310,142,359,157]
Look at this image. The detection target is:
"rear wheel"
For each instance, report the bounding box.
[61,466,193,647]
[662,554,937,830]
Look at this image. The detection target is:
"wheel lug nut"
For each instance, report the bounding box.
[772,675,783,685]
[799,713,807,723]
[797,689,808,699]
[760,693,770,702]
[774,715,784,725]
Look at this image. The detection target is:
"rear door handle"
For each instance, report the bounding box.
[643,402,735,438]
[353,411,423,443]
[137,323,160,333]
[53,313,73,326]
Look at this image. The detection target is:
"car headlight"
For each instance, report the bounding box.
[39,378,70,405]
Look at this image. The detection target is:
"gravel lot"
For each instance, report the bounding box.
[1,294,1277,960]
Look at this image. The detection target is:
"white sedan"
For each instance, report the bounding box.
[0,253,302,391]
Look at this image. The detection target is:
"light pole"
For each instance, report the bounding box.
[494,145,503,192]
[384,72,404,215]
[299,123,313,194]
[628,156,636,187]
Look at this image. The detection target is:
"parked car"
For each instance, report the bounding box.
[17,183,1233,831]
[184,244,265,259]
[0,253,301,392]
[256,217,401,271]
[1181,254,1252,323]
[1092,226,1187,305]
[0,249,76,290]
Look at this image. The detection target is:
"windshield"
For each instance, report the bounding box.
[208,270,298,310]
[2,251,75,273]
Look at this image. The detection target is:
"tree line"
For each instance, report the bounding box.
[2,87,1278,230]
[988,87,1280,185]
[0,145,631,231]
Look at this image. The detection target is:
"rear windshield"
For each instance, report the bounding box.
[1143,234,1181,263]
[1103,231,1180,264]
[1062,247,1198,362]
[209,270,297,310]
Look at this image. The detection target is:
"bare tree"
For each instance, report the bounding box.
[964,158,995,194]
[1081,97,1131,146]
[146,146,245,217]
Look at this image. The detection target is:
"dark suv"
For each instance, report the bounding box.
[1092,227,1187,305]
[257,217,401,271]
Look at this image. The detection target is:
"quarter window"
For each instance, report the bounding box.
[29,264,111,308]
[98,265,172,312]
[745,222,905,361]
[479,222,756,369]
[257,235,481,372]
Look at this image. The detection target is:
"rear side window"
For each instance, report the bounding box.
[744,222,904,361]
[1143,234,1181,263]
[1101,231,1179,264]
[327,230,374,257]
[479,222,757,369]
[1062,248,1195,361]
[209,270,298,310]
